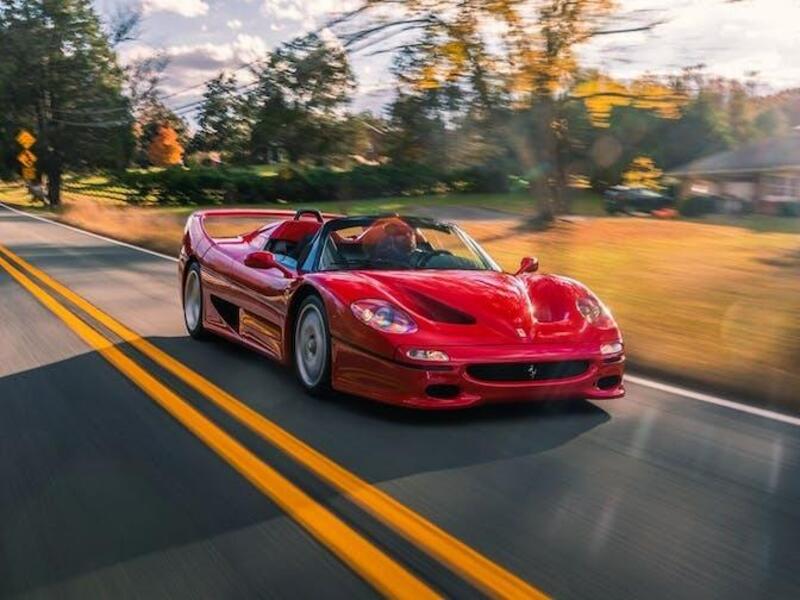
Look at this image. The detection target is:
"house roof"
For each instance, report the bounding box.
[668,134,800,177]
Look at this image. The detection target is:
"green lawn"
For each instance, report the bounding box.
[689,213,800,234]
[2,172,604,218]
[153,189,607,219]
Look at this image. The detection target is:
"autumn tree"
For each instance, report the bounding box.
[622,156,662,190]
[148,125,184,167]
[133,96,190,166]
[333,0,684,221]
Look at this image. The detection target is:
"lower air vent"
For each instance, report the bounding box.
[597,375,622,390]
[467,360,589,382]
[210,295,240,331]
[425,384,461,399]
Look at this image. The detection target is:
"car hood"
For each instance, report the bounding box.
[311,269,617,347]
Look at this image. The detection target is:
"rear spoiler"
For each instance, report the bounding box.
[192,207,341,224]
[183,208,342,254]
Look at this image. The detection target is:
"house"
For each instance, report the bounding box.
[668,134,800,214]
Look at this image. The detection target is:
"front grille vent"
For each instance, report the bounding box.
[466,360,589,382]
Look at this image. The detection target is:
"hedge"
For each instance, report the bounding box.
[678,195,719,217]
[112,163,511,206]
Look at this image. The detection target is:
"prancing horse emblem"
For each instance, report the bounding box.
[526,364,538,379]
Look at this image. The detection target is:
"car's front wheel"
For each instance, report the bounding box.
[294,296,332,396]
[183,262,207,339]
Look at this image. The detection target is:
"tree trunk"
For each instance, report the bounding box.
[46,163,62,208]
[532,178,555,223]
[530,96,558,223]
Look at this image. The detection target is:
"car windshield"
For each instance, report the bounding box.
[316,217,498,272]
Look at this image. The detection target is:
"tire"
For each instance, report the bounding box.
[183,262,208,340]
[293,295,332,396]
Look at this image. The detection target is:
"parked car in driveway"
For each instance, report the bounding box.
[604,186,674,214]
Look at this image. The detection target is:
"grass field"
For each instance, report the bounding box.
[2,181,798,410]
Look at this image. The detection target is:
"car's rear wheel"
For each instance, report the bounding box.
[294,296,331,395]
[183,262,207,339]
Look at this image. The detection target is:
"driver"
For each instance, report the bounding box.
[361,217,417,264]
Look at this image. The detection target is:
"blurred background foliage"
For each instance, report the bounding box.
[2,0,798,210]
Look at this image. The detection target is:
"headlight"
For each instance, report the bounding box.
[601,341,623,355]
[576,296,603,323]
[351,299,418,334]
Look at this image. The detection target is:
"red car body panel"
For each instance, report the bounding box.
[179,209,625,409]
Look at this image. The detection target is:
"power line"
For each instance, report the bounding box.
[54,57,266,117]
[159,57,264,102]
[48,35,346,127]
[51,79,261,127]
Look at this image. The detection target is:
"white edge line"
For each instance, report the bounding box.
[0,201,178,262]
[626,375,800,427]
[2,200,798,428]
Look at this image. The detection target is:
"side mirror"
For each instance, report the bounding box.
[515,256,539,276]
[244,251,293,278]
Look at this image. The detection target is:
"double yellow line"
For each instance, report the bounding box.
[0,242,548,600]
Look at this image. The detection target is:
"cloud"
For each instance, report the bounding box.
[227,19,243,30]
[161,34,268,71]
[260,0,358,30]
[231,33,269,62]
[142,0,209,18]
[119,33,269,109]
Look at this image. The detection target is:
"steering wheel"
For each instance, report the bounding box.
[415,249,453,267]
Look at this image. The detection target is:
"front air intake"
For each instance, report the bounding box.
[467,360,589,382]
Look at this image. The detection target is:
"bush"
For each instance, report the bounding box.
[678,195,718,217]
[777,201,800,217]
[450,166,511,194]
[112,162,514,206]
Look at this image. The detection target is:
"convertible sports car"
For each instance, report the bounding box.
[179,208,625,408]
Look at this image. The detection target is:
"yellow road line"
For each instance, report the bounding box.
[0,244,549,600]
[0,253,439,600]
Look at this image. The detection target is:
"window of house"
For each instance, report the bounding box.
[763,174,800,200]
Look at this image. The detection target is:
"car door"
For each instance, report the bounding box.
[224,234,295,360]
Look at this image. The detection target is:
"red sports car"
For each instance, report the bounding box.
[179,208,625,409]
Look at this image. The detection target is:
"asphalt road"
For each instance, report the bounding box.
[1,204,799,599]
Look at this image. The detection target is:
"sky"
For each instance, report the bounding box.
[96,0,800,121]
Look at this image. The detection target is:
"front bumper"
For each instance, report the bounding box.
[331,340,625,409]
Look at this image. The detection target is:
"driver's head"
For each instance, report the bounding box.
[362,217,416,261]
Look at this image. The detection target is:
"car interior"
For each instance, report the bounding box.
[263,219,321,268]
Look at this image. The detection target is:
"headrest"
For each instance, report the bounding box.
[271,220,321,243]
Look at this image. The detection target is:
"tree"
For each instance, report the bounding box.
[193,72,250,161]
[249,33,356,164]
[333,1,683,221]
[340,112,390,164]
[0,0,133,206]
[135,99,189,166]
[148,125,184,167]
[382,43,474,169]
[727,81,755,145]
